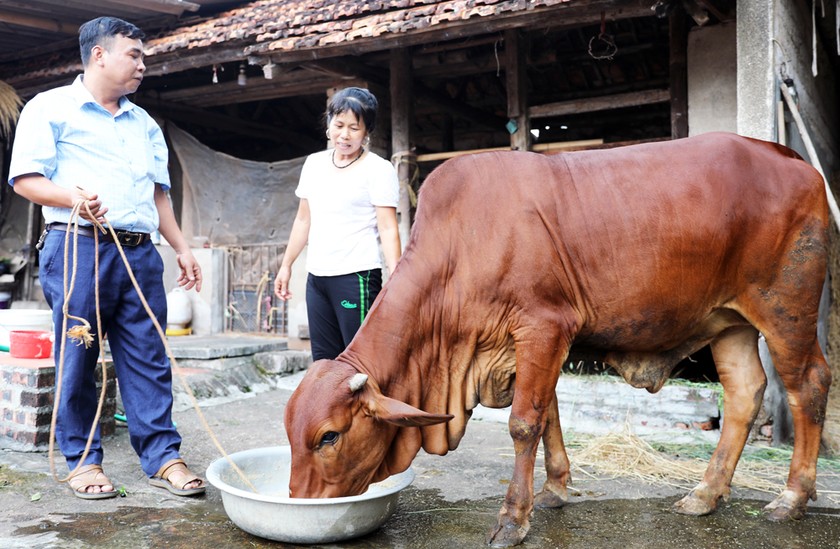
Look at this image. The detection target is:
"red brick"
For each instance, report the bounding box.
[19,390,52,408]
[33,371,56,388]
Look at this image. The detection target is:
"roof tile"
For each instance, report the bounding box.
[143,0,573,56]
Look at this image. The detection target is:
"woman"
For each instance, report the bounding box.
[274,87,401,360]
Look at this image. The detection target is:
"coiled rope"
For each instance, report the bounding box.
[49,194,257,493]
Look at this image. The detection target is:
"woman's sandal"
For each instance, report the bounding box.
[149,458,206,496]
[67,464,118,500]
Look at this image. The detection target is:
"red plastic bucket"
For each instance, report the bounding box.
[9,330,53,359]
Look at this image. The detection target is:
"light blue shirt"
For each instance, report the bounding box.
[8,75,170,233]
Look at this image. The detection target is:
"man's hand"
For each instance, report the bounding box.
[176,251,202,292]
[72,187,108,223]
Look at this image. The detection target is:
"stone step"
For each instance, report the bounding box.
[170,349,311,411]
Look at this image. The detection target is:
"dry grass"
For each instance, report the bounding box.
[0,80,23,139]
[571,428,782,494]
[496,423,840,505]
[565,425,840,505]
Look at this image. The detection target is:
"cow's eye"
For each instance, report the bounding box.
[319,431,339,447]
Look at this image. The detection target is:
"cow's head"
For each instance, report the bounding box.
[284,359,452,498]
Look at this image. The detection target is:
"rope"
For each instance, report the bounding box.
[48,200,108,484]
[48,194,258,493]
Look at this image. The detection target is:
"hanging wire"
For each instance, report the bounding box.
[588,11,618,61]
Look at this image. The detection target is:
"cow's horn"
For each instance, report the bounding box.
[349,373,368,392]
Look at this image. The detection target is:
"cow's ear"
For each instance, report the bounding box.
[369,394,454,427]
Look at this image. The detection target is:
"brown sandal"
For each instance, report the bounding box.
[67,464,118,500]
[149,458,206,496]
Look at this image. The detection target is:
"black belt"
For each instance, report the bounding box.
[46,222,151,247]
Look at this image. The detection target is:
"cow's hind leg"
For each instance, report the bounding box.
[674,326,766,516]
[534,393,571,508]
[762,337,830,521]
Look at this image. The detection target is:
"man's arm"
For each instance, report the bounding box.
[13,174,107,222]
[155,184,201,292]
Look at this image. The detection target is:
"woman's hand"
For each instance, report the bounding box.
[274,264,293,300]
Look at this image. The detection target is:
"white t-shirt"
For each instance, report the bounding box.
[296,149,399,276]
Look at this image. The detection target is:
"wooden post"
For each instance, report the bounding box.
[22,202,40,301]
[390,47,413,255]
[505,29,529,151]
[669,7,689,138]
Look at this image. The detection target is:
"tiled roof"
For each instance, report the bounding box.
[145,0,574,56]
[5,0,588,91]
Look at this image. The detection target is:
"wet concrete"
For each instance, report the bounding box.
[4,384,840,548]
[10,489,840,549]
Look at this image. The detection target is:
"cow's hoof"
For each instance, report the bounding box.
[534,486,569,509]
[486,522,528,547]
[672,492,717,516]
[763,490,807,522]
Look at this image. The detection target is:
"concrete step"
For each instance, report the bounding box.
[170,348,311,411]
[473,374,721,437]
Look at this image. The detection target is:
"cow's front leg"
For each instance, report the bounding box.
[534,393,571,508]
[486,352,563,547]
[486,409,543,547]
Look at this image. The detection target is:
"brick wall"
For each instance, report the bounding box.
[0,357,116,452]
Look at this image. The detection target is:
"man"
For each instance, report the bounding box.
[9,17,205,499]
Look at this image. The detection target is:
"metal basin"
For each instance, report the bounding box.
[205,446,414,544]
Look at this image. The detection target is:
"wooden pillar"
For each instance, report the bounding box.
[669,7,689,139]
[505,29,530,151]
[390,47,413,254]
[22,202,38,300]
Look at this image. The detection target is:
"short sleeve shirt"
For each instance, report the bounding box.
[296,149,399,276]
[8,75,169,233]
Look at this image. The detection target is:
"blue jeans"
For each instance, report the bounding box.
[39,229,182,477]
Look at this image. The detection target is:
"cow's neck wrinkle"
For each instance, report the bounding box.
[339,267,455,414]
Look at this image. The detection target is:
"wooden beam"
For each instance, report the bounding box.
[390,47,414,251]
[102,0,199,15]
[415,139,605,162]
[505,29,529,151]
[0,9,78,34]
[669,7,689,138]
[153,70,345,107]
[694,0,730,22]
[145,46,251,77]
[529,89,670,118]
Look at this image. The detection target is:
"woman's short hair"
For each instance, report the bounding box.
[326,87,379,134]
[79,17,145,66]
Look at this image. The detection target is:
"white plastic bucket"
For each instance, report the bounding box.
[0,309,53,348]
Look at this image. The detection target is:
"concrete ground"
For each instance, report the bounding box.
[3,348,840,548]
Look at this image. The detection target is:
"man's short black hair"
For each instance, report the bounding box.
[79,17,145,66]
[326,87,379,134]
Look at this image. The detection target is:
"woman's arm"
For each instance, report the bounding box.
[376,205,401,275]
[274,199,312,300]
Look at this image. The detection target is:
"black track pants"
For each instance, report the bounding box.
[305,269,383,360]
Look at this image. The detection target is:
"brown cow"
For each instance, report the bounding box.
[284,133,831,547]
